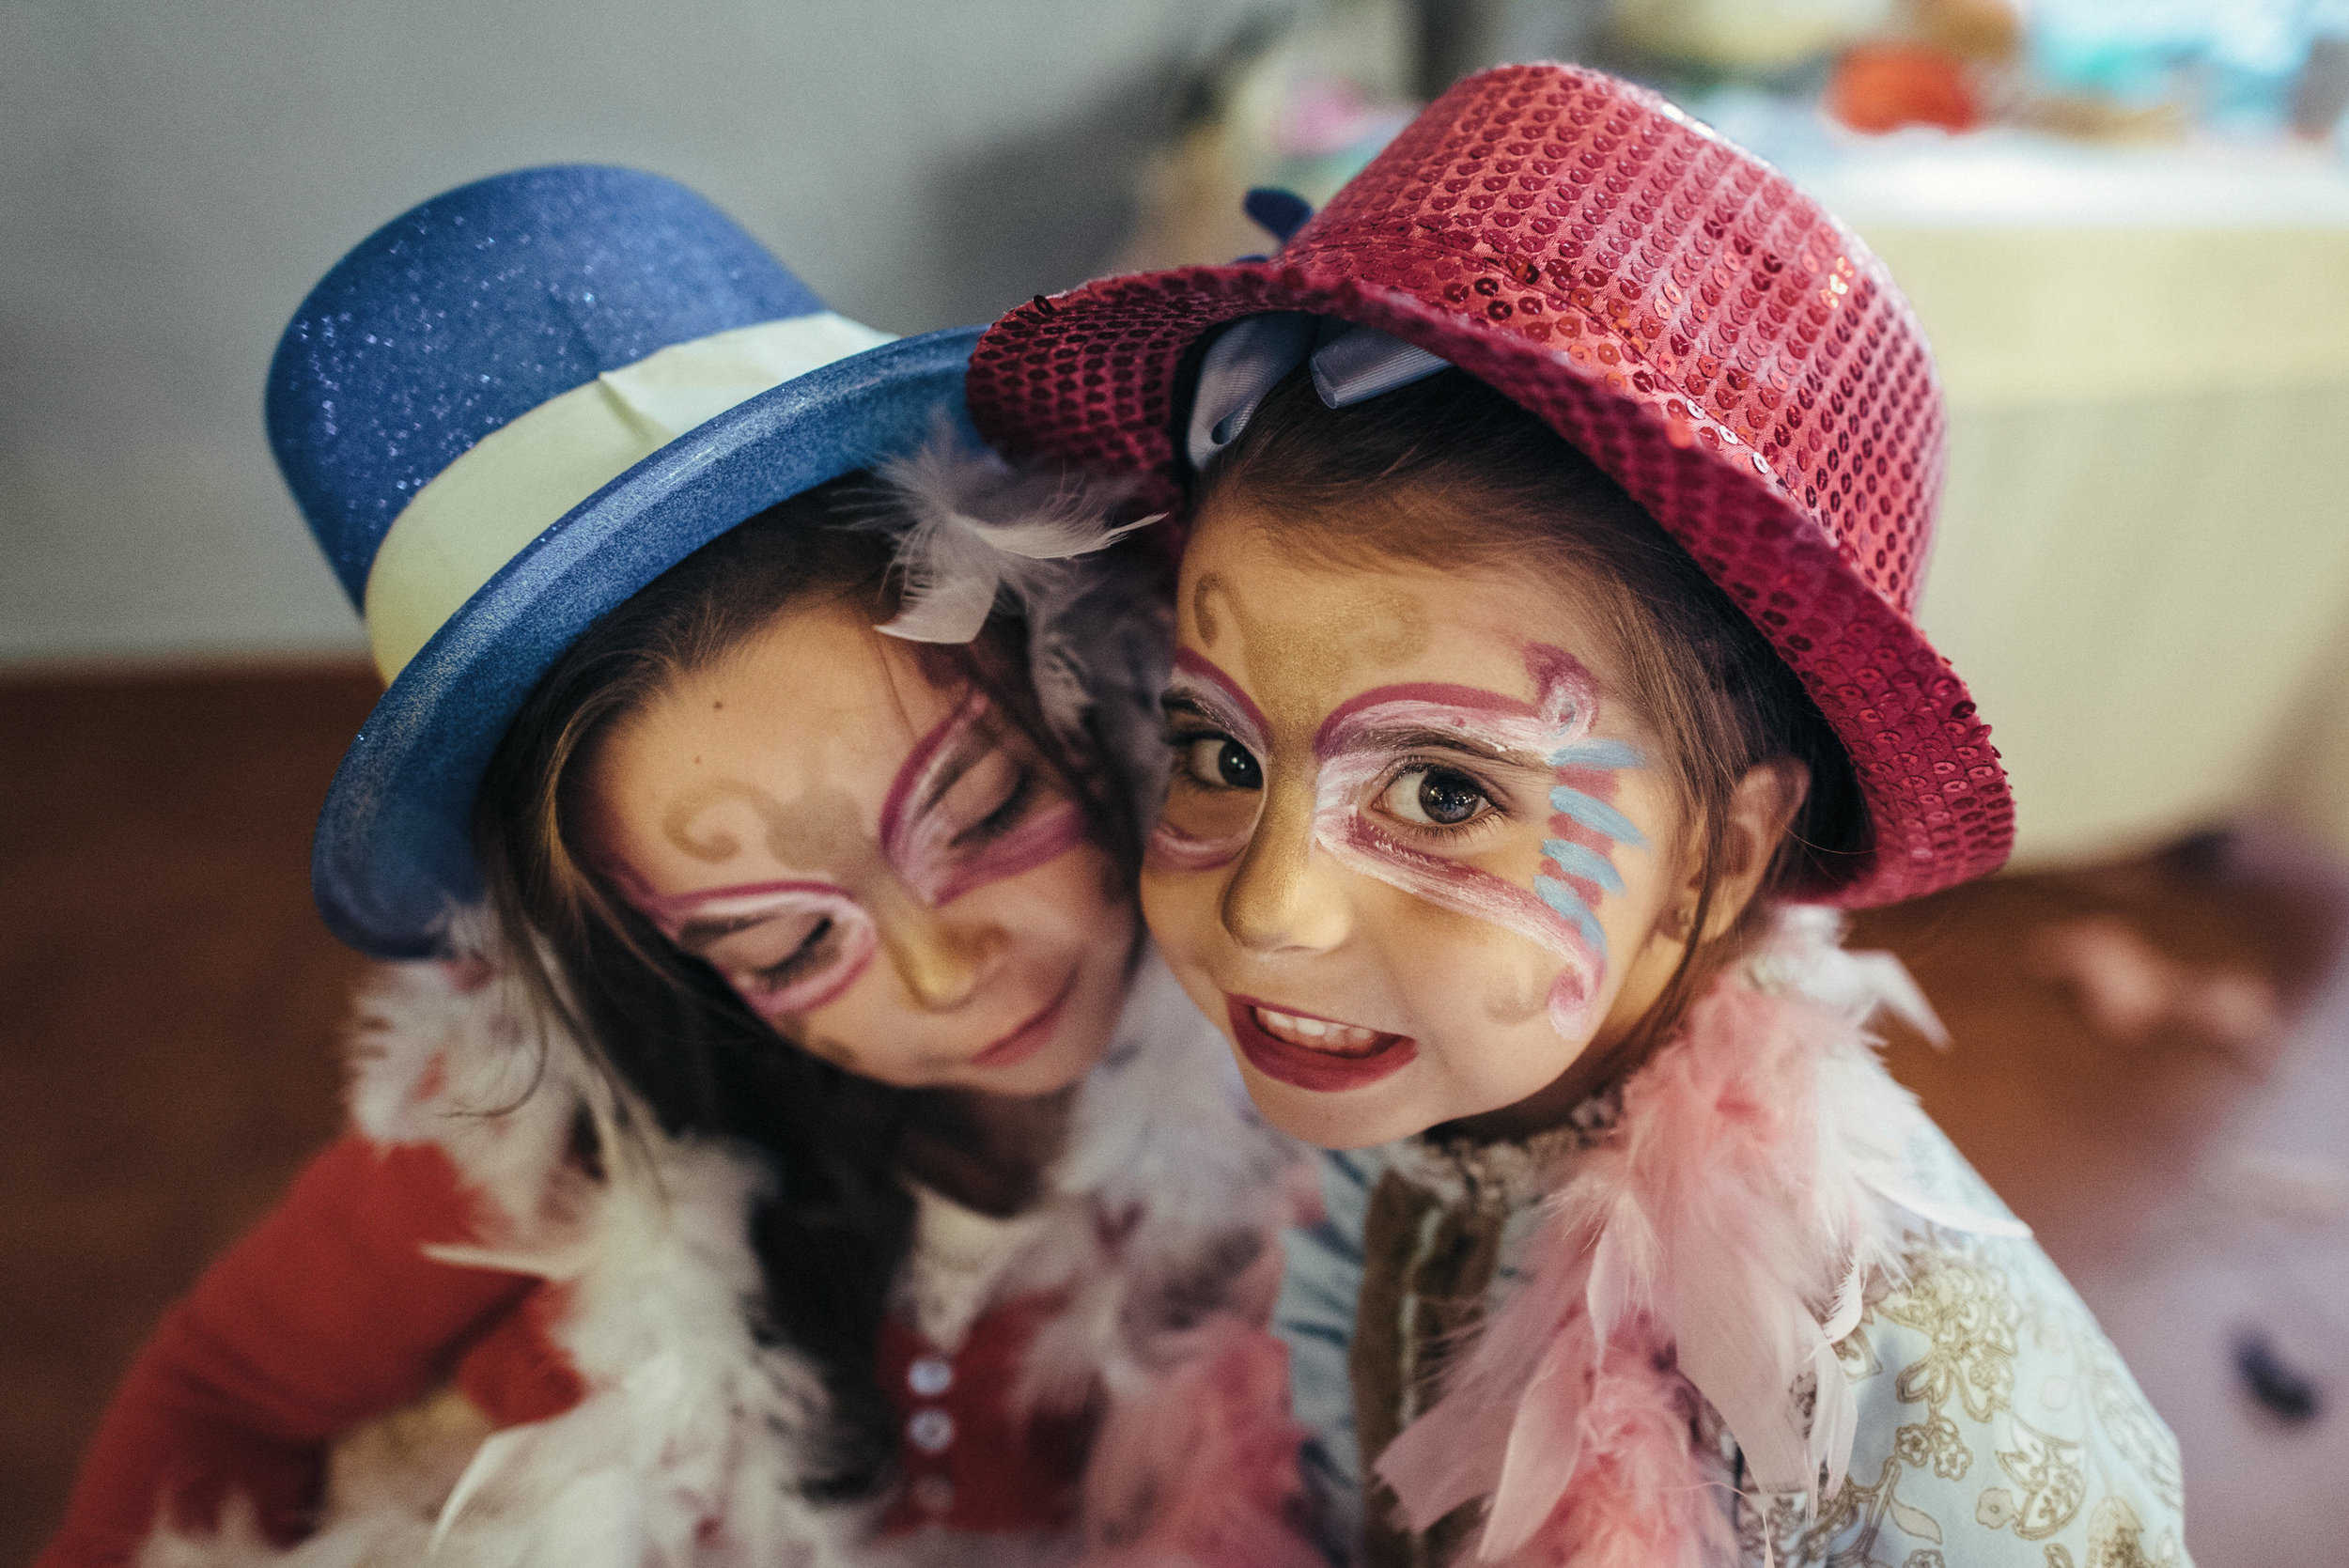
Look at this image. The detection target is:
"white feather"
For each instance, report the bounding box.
[149,937,856,1568]
[1009,947,1303,1414]
[866,418,1158,646]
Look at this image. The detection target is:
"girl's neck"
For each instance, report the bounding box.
[897,1085,1077,1218]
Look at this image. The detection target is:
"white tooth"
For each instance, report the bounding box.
[1297,1017,1328,1039]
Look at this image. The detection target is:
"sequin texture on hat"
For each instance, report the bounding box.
[965,63,2012,907]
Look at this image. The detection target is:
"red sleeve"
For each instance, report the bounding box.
[37,1135,545,1568]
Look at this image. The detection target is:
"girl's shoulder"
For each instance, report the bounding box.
[1757,1120,2191,1568]
[341,951,596,1232]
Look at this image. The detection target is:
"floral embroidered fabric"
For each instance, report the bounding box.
[1276,1037,2187,1568]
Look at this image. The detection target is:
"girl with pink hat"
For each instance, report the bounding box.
[969,64,2186,1568]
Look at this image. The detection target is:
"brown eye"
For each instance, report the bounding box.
[1382,767,1489,828]
[1180,736,1262,791]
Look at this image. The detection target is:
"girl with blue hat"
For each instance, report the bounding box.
[40,167,1314,1568]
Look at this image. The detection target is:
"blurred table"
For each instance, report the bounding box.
[1797,133,2349,866]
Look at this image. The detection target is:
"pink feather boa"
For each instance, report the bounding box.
[1079,1319,1323,1568]
[1372,913,2004,1568]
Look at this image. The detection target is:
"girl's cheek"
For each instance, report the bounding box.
[1147,785,1256,873]
[1015,838,1137,951]
[1139,862,1221,978]
[1376,891,1563,1022]
[1479,960,1556,1027]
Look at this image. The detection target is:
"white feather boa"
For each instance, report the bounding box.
[141,943,854,1568]
[1374,909,2025,1568]
[139,937,1298,1568]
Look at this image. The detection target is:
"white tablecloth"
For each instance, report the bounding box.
[1799,135,2349,866]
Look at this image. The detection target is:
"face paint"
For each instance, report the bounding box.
[616,690,1087,1019]
[879,691,1090,906]
[1304,645,1641,1034]
[1147,648,1268,872]
[1168,638,1646,1039]
[1527,644,1649,983]
[629,875,879,1017]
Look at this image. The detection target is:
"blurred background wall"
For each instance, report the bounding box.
[0,0,1273,666]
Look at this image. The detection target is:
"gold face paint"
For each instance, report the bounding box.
[663,775,873,874]
[1181,563,1437,951]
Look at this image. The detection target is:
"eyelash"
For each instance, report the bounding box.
[1162,722,1251,789]
[1371,756,1513,844]
[953,763,1037,846]
[749,916,833,991]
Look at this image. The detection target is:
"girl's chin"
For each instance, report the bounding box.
[969,993,1122,1096]
[1233,1069,1416,1152]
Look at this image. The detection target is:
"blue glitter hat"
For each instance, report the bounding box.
[270,164,981,958]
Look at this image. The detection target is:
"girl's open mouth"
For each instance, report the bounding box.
[1224,995,1417,1093]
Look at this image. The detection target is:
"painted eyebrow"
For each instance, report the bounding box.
[915,718,1011,819]
[1169,648,1270,743]
[632,875,853,928]
[1313,683,1557,764]
[879,690,991,851]
[1327,723,1544,768]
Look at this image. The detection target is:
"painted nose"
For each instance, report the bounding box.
[877,892,1009,1013]
[1219,780,1350,956]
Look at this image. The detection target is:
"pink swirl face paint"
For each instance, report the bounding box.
[630,876,879,1017]
[619,690,1089,1020]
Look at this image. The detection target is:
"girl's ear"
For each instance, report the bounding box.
[1679,756,1812,944]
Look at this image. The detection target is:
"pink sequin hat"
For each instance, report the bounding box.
[968,62,2011,907]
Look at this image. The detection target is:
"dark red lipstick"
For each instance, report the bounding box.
[1224,995,1417,1093]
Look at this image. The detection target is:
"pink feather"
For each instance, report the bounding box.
[1481,1321,1596,1556]
[1377,912,1994,1565]
[1498,1327,1736,1568]
[1077,1318,1323,1568]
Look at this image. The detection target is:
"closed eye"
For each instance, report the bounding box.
[746,916,834,991]
[954,764,1039,846]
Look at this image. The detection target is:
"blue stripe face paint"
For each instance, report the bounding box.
[1548,785,1648,849]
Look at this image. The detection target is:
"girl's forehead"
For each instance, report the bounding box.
[602,616,965,824]
[1175,505,1622,726]
[689,612,957,752]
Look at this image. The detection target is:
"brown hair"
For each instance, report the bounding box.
[1199,367,1865,1043]
[472,474,1133,1491]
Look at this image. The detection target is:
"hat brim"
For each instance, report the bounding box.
[316,325,982,958]
[972,264,2012,908]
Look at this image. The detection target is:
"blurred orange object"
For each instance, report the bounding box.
[1828,41,1981,132]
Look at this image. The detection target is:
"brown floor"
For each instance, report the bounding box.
[2,667,378,1562]
[1851,842,2341,1276]
[1,667,2339,1564]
